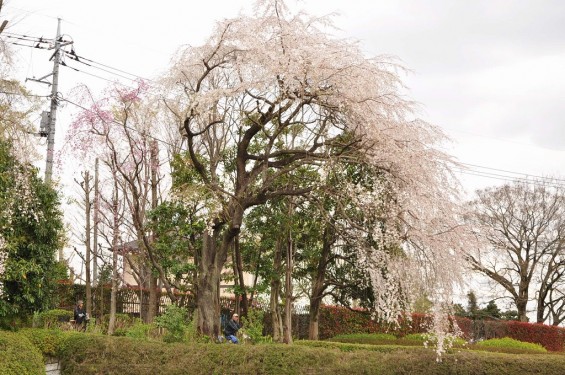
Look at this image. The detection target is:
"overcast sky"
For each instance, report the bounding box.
[4,0,565,195]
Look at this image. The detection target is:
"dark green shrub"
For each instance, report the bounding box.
[19,328,67,356]
[241,308,271,344]
[33,309,73,329]
[96,313,135,334]
[154,305,188,343]
[0,330,44,375]
[0,311,34,330]
[125,320,156,340]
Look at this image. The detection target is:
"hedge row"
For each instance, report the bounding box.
[312,305,565,351]
[48,334,565,374]
[5,328,565,374]
[0,330,44,375]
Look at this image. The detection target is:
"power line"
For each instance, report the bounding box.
[60,62,124,86]
[0,90,50,97]
[6,40,48,49]
[63,50,150,82]
[454,167,565,190]
[63,55,144,83]
[7,32,564,190]
[459,162,565,184]
[61,94,565,191]
[6,31,144,85]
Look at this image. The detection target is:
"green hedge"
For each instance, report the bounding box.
[54,334,565,375]
[33,309,73,329]
[3,329,565,374]
[18,328,70,356]
[474,337,547,354]
[0,330,44,375]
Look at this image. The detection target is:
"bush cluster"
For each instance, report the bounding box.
[0,330,44,375]
[474,337,547,353]
[33,309,73,329]
[311,305,565,351]
[51,334,565,374]
[4,327,565,374]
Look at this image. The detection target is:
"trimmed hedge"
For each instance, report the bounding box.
[313,306,565,351]
[55,334,565,374]
[474,337,547,353]
[0,330,44,375]
[18,328,70,356]
[505,321,565,351]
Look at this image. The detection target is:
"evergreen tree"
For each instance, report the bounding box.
[0,140,66,327]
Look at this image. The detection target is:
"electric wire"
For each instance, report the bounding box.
[5,31,146,85]
[6,34,565,190]
[458,162,565,184]
[60,63,134,87]
[63,55,144,83]
[453,168,565,190]
[0,91,51,97]
[61,93,565,191]
[63,50,150,82]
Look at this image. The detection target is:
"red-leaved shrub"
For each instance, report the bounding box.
[316,305,565,351]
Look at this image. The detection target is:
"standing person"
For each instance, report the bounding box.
[224,312,241,344]
[73,300,88,331]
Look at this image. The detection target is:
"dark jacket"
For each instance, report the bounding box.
[224,319,241,336]
[74,306,87,324]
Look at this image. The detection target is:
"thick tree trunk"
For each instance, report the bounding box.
[270,238,284,342]
[517,281,529,322]
[536,291,546,324]
[517,297,529,322]
[148,275,158,322]
[195,199,242,338]
[196,229,226,338]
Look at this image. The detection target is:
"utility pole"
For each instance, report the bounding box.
[44,18,62,185]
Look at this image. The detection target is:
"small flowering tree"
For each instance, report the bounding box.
[65,81,186,324]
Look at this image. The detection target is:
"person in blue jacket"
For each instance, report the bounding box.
[224,312,241,343]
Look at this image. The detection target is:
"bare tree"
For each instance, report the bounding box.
[467,180,565,322]
[74,171,93,318]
